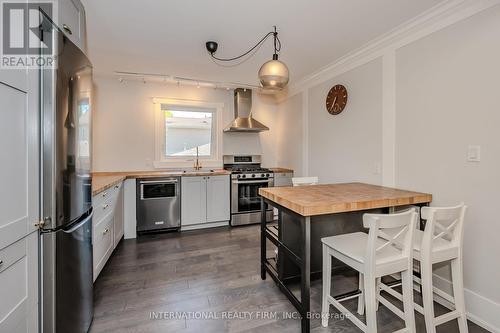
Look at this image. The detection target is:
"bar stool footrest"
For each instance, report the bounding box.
[326,295,367,332]
[435,310,461,326]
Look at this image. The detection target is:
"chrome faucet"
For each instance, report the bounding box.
[193,146,202,171]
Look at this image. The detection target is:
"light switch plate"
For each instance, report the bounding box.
[467,145,481,162]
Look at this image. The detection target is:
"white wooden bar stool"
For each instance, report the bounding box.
[377,204,468,333]
[321,209,418,333]
[292,176,319,186]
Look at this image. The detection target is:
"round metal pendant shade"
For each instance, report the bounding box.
[206,26,289,90]
[258,59,289,90]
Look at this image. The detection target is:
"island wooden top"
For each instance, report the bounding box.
[259,182,432,217]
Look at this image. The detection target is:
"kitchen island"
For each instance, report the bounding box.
[258,182,432,333]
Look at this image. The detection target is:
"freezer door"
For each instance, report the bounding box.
[56,213,94,333]
[42,28,93,229]
[42,211,94,333]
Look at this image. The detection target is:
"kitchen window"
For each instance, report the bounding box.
[153,98,223,168]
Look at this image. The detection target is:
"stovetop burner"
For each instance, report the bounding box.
[226,167,272,174]
[223,155,273,179]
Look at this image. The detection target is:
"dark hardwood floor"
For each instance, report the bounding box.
[90,225,489,333]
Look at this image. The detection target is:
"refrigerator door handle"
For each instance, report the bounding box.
[62,210,94,234]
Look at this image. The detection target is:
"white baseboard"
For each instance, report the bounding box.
[432,273,500,333]
[180,221,229,231]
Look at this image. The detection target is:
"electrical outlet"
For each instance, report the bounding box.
[373,162,382,175]
[467,145,480,162]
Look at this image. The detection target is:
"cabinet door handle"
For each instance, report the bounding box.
[0,260,3,266]
[103,204,109,210]
[114,185,119,189]
[102,192,108,198]
[62,24,73,35]
[103,228,109,235]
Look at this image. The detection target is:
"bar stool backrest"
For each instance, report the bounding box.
[362,209,418,273]
[420,203,467,254]
[292,177,319,187]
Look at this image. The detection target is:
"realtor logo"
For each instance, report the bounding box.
[1,0,55,68]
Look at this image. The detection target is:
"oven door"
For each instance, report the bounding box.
[232,178,273,214]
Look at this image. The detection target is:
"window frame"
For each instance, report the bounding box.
[153,98,224,168]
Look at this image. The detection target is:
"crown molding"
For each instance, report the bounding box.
[284,0,500,99]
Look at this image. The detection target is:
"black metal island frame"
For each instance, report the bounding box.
[259,182,432,333]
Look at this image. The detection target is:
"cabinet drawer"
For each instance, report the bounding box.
[93,188,114,207]
[92,213,114,281]
[93,197,114,223]
[93,182,121,222]
[93,182,122,206]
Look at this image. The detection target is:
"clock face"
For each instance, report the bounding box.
[326,85,348,115]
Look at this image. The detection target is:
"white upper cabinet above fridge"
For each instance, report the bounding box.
[57,0,87,53]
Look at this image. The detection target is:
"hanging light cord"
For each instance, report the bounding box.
[210,26,281,62]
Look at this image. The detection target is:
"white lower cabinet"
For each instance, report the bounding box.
[93,212,114,281]
[0,232,38,333]
[181,177,207,226]
[114,183,124,245]
[181,175,230,228]
[92,181,124,281]
[274,172,294,187]
[206,175,231,223]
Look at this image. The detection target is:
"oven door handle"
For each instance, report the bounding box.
[233,179,271,184]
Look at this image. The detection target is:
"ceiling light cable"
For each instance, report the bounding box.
[208,31,275,62]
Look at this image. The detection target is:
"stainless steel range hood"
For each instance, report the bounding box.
[224,88,269,132]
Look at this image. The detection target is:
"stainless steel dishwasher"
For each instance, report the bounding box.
[136,177,181,232]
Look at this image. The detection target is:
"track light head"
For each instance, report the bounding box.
[206,41,218,54]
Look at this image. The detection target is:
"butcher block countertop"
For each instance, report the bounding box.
[269,167,294,173]
[259,182,432,217]
[92,169,231,196]
[92,175,126,196]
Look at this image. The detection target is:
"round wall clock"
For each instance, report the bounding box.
[325,84,348,115]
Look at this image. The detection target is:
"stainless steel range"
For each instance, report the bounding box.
[223,155,274,226]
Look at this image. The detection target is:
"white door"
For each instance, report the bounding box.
[181,177,207,226]
[206,175,230,223]
[0,232,38,332]
[0,63,39,332]
[0,76,38,249]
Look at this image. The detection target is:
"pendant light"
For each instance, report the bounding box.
[206,26,289,90]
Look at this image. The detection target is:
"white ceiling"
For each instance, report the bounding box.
[82,0,445,86]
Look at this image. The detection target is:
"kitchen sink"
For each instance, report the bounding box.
[181,169,217,174]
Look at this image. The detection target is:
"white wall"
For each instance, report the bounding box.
[92,77,278,171]
[395,5,500,328]
[275,92,304,176]
[307,59,383,184]
[278,3,500,331]
[91,2,500,330]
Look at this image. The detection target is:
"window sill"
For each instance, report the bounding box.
[153,159,223,169]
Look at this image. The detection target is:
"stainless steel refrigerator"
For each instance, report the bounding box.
[40,24,94,333]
